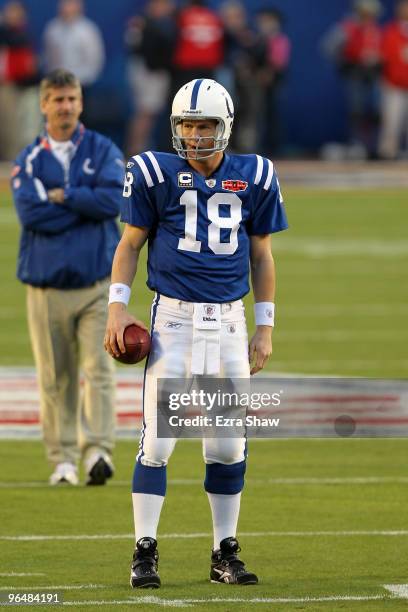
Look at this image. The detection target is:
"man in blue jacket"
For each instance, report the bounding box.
[11,69,124,486]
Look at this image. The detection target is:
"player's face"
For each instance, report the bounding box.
[41,86,83,134]
[180,119,218,159]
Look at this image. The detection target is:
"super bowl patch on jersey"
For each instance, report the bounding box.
[178,172,193,187]
[222,180,248,192]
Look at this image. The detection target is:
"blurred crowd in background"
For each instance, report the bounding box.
[0,0,407,162]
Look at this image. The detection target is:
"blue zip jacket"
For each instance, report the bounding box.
[11,124,124,288]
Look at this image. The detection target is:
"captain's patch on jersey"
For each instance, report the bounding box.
[222,180,248,192]
[178,172,193,188]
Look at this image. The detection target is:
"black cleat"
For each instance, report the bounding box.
[86,457,113,486]
[210,537,258,585]
[130,537,161,589]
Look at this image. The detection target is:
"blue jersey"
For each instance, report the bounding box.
[121,151,288,303]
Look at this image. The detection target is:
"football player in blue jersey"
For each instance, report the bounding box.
[105,78,288,588]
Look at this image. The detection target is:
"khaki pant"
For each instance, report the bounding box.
[0,84,42,158]
[0,84,19,160]
[27,279,115,466]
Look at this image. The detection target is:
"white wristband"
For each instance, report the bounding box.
[254,302,275,326]
[108,283,131,305]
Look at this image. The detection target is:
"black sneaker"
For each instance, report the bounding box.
[130,537,161,589]
[86,457,113,486]
[210,537,258,585]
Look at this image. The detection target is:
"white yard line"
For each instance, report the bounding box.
[0,573,45,577]
[270,359,408,369]
[275,330,408,341]
[0,584,105,590]
[266,476,408,484]
[2,530,408,542]
[384,584,408,598]
[282,303,408,316]
[61,594,391,607]
[170,476,408,486]
[1,475,408,488]
[273,238,408,257]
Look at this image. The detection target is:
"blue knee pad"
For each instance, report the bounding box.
[204,460,246,495]
[132,459,166,496]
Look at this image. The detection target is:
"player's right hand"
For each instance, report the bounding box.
[104,303,148,357]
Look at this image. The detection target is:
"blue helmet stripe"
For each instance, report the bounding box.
[190,79,204,110]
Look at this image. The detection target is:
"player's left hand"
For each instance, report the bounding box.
[249,326,272,375]
[47,188,65,204]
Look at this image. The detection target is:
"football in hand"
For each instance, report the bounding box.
[114,324,151,364]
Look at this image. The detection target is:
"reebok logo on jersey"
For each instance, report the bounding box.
[178,172,193,187]
[222,180,248,192]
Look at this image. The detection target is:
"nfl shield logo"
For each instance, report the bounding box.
[205,305,215,316]
[205,178,216,188]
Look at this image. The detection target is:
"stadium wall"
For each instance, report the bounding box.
[0,0,396,153]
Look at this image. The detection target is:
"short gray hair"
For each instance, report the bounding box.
[40,69,81,100]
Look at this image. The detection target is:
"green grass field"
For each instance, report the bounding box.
[1,184,407,375]
[1,182,407,609]
[1,439,408,610]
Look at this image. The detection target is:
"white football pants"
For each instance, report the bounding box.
[137,294,249,466]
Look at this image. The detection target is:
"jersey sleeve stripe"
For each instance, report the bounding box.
[254,155,264,185]
[263,159,274,191]
[132,154,154,188]
[145,151,164,184]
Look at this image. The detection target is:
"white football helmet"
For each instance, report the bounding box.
[170,78,234,160]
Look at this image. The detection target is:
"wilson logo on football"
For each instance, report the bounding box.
[222,180,248,192]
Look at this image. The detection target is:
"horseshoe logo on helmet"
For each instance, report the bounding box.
[225,97,234,119]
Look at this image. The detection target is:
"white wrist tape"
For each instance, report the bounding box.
[108,283,131,305]
[254,302,275,326]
